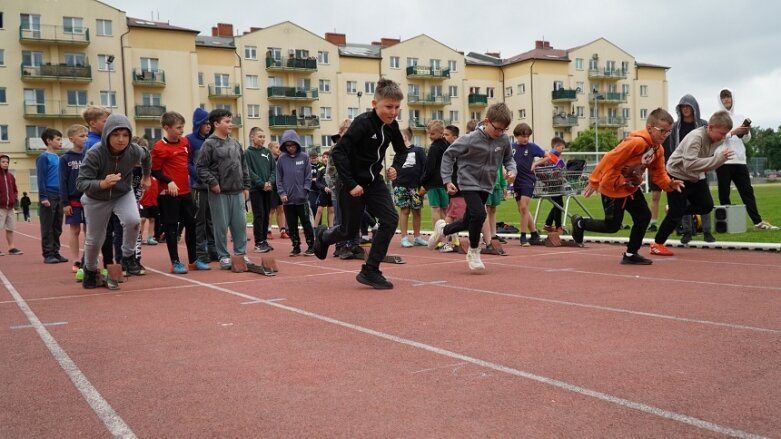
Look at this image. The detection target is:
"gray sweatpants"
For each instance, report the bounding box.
[81,191,141,271]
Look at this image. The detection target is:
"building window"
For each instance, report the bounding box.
[589,57,598,70]
[640,85,648,97]
[408,84,420,98]
[245,75,259,89]
[267,47,281,62]
[244,46,257,60]
[487,87,495,98]
[97,55,115,71]
[430,59,441,70]
[346,81,357,94]
[320,107,332,120]
[390,56,400,69]
[606,60,616,73]
[22,51,44,67]
[144,128,162,144]
[319,79,331,93]
[0,125,7,142]
[575,58,583,70]
[0,49,5,66]
[197,72,204,87]
[505,87,513,97]
[100,91,116,108]
[365,81,375,94]
[67,90,87,106]
[621,61,630,74]
[519,109,526,119]
[448,85,458,98]
[0,12,3,29]
[142,93,161,106]
[20,14,41,32]
[622,108,631,119]
[63,17,84,34]
[449,111,459,123]
[321,135,334,147]
[448,60,457,72]
[347,107,359,119]
[96,19,112,36]
[518,83,526,95]
[640,108,648,119]
[622,84,630,95]
[268,106,282,117]
[64,52,87,66]
[317,51,329,64]
[576,106,585,117]
[247,104,260,118]
[470,111,481,121]
[0,87,6,104]
[407,57,418,67]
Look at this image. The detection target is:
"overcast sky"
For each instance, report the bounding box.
[110,0,781,129]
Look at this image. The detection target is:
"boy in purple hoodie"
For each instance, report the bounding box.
[276,130,315,256]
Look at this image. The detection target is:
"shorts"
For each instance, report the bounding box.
[426,187,450,208]
[158,193,195,225]
[648,180,661,192]
[139,205,159,219]
[318,192,333,207]
[393,186,423,209]
[445,196,466,219]
[64,206,86,225]
[486,187,504,207]
[513,185,535,200]
[270,187,282,209]
[0,208,16,231]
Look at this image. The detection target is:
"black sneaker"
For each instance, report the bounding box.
[121,255,143,276]
[621,253,653,265]
[356,269,393,289]
[55,254,69,263]
[704,232,716,243]
[289,246,301,257]
[680,233,692,244]
[44,256,60,264]
[571,215,585,246]
[647,223,658,232]
[528,232,542,245]
[83,269,99,289]
[313,225,329,260]
[304,246,315,256]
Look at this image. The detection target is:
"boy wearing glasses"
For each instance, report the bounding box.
[427,103,517,272]
[571,108,684,265]
[649,111,735,256]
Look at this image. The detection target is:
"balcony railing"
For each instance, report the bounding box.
[21,64,92,81]
[135,105,167,119]
[407,94,451,106]
[590,116,628,128]
[19,24,90,46]
[552,114,580,128]
[468,94,489,106]
[23,100,88,119]
[266,86,319,101]
[587,68,627,80]
[406,66,450,79]
[591,92,628,103]
[208,84,242,98]
[268,115,320,129]
[409,118,453,130]
[551,89,578,102]
[265,56,318,72]
[232,115,243,127]
[132,69,166,87]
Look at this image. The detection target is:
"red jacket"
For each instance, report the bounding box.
[152,137,192,195]
[0,169,18,210]
[139,177,159,207]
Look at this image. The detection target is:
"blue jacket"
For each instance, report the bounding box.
[187,107,211,190]
[84,131,101,152]
[59,149,84,205]
[36,152,60,200]
[275,130,311,205]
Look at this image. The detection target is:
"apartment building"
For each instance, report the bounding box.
[0,0,667,198]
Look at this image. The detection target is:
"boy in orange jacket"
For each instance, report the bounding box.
[570,108,685,265]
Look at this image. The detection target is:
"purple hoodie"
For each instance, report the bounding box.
[275,130,311,204]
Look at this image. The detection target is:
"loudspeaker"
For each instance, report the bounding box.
[714,205,746,233]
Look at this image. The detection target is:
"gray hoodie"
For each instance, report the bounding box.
[76,113,151,200]
[440,126,516,193]
[196,133,250,194]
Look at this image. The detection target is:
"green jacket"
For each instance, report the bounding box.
[245,146,276,191]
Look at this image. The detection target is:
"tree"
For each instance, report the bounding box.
[568,128,620,154]
[747,125,781,170]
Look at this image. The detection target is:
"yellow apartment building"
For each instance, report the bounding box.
[0,0,667,199]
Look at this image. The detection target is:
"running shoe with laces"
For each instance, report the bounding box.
[650,242,674,256]
[171,260,188,274]
[219,257,232,270]
[121,255,143,275]
[439,243,454,253]
[428,219,446,249]
[754,221,779,231]
[8,248,23,255]
[571,214,585,246]
[356,268,393,289]
[466,247,485,271]
[680,233,692,244]
[313,225,329,260]
[400,236,413,248]
[413,236,428,246]
[304,246,315,256]
[189,259,211,271]
[621,253,653,265]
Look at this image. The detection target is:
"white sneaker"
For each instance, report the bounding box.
[466,247,485,272]
[428,219,447,249]
[439,243,454,253]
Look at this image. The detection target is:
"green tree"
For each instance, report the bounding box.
[568,128,620,153]
[748,125,781,170]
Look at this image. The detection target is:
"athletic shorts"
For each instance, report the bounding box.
[513,185,535,200]
[427,187,450,209]
[648,180,661,192]
[486,187,504,207]
[318,192,333,207]
[158,193,195,225]
[64,206,86,225]
[445,196,466,219]
[0,208,16,231]
[139,205,159,219]
[270,187,282,209]
[393,186,423,209]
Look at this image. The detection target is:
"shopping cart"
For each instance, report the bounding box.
[532,164,592,228]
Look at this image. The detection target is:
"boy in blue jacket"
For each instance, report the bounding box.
[276,130,315,256]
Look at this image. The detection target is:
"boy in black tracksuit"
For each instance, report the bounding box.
[313,79,408,289]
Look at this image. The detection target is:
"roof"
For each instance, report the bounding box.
[196,36,236,49]
[127,17,199,34]
[464,52,503,66]
[338,43,382,59]
[502,48,569,65]
[636,62,670,69]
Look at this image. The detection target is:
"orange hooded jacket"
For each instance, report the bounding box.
[588,129,673,198]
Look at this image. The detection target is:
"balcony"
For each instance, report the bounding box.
[551,89,578,102]
[19,24,90,46]
[591,91,628,103]
[265,56,317,73]
[407,94,451,107]
[406,66,450,80]
[590,116,628,128]
[135,105,167,120]
[208,84,242,98]
[267,86,319,101]
[587,68,627,80]
[552,114,580,128]
[21,64,92,82]
[132,69,166,87]
[268,115,320,129]
[232,115,243,127]
[23,100,87,119]
[468,94,488,107]
[409,118,452,131]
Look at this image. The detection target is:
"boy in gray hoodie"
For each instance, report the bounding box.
[76,113,151,289]
[275,129,315,256]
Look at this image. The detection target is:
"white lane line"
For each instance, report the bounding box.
[146,266,768,439]
[0,270,136,439]
[11,321,67,330]
[241,298,285,305]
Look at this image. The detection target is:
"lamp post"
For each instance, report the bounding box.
[106,55,115,108]
[357,91,363,113]
[592,86,600,157]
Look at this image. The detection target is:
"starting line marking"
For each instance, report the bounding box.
[11,321,68,330]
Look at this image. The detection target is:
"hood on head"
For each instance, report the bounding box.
[280,129,302,154]
[101,113,133,149]
[676,94,702,121]
[717,87,734,113]
[192,107,210,136]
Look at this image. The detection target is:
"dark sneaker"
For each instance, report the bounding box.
[289,246,301,257]
[356,269,393,289]
[528,232,542,245]
[55,254,69,263]
[121,255,143,276]
[313,225,329,260]
[704,232,716,243]
[621,253,653,265]
[44,256,60,264]
[647,223,658,232]
[571,215,585,246]
[83,269,99,289]
[8,248,23,255]
[103,274,120,290]
[304,246,315,256]
[680,233,692,244]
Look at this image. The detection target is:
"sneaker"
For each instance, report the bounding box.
[466,247,485,271]
[280,230,290,239]
[313,225,329,260]
[189,259,212,271]
[529,232,542,244]
[72,261,82,273]
[704,232,716,243]
[219,257,232,270]
[356,269,393,289]
[400,236,413,248]
[171,260,188,274]
[647,223,658,232]
[289,246,301,257]
[360,236,372,245]
[481,244,504,256]
[83,269,99,289]
[121,255,143,276]
[261,241,273,252]
[44,256,60,264]
[55,254,69,263]
[304,246,315,256]
[621,253,653,265]
[439,243,454,253]
[680,233,692,244]
[571,215,585,246]
[428,219,447,249]
[8,248,23,255]
[136,263,146,276]
[103,274,120,290]
[491,235,508,244]
[75,268,84,282]
[254,243,268,253]
[413,236,428,246]
[650,242,674,256]
[754,221,780,231]
[145,237,158,245]
[520,236,530,247]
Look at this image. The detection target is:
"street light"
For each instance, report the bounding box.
[357,91,363,113]
[592,86,600,156]
[106,55,115,108]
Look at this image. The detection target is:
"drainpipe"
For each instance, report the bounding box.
[119,27,131,115]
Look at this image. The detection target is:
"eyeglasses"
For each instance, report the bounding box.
[651,126,672,136]
[488,120,509,133]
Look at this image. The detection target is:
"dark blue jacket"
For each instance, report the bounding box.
[59,149,84,206]
[187,107,211,190]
